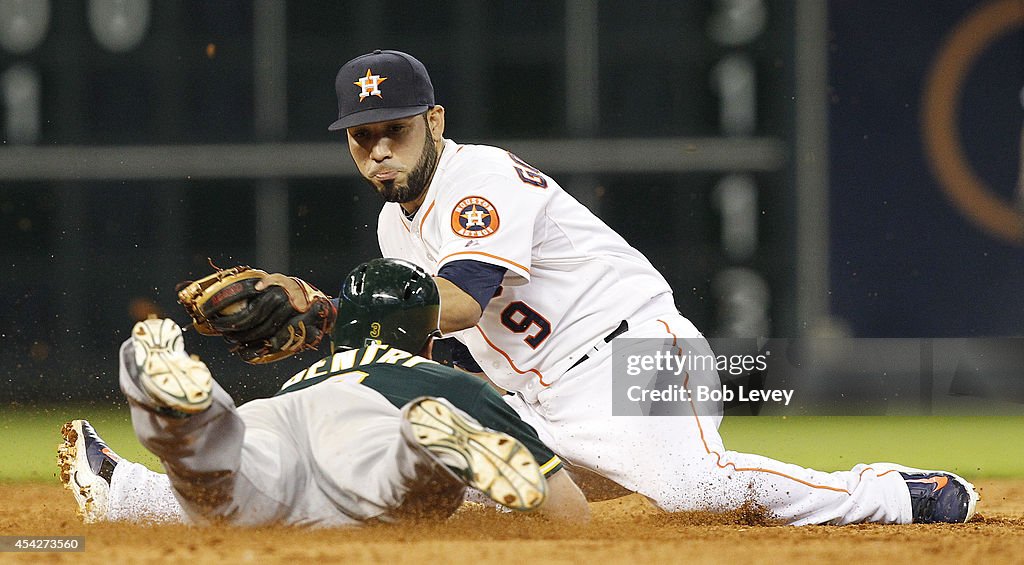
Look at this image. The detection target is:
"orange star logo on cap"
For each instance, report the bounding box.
[354,68,387,101]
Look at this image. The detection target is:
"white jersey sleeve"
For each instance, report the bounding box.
[378,140,674,397]
[431,149,549,284]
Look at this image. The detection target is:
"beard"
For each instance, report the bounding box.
[368,129,439,204]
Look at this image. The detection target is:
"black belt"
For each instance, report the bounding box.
[567,320,629,372]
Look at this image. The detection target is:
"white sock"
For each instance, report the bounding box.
[106,460,188,523]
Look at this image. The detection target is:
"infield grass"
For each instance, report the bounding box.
[2,403,1022,482]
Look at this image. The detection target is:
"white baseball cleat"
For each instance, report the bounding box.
[403,396,548,512]
[131,317,212,414]
[57,420,119,523]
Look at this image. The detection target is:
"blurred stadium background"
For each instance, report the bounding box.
[0,1,1021,411]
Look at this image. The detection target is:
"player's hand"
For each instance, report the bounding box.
[177,266,338,364]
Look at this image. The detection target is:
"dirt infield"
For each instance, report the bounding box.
[2,480,1022,563]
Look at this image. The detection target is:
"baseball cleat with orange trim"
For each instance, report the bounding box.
[402,396,548,512]
[874,463,979,523]
[57,419,120,523]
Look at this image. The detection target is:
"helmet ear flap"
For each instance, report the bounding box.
[333,258,440,353]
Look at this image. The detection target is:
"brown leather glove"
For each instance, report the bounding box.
[177,266,337,364]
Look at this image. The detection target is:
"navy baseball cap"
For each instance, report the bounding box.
[328,49,435,131]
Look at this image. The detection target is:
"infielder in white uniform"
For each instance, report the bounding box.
[333,50,978,525]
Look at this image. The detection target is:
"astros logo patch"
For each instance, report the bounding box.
[451,196,500,238]
[354,69,387,101]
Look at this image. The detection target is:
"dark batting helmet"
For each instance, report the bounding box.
[332,258,440,354]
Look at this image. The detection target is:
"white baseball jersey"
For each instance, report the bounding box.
[378,139,673,396]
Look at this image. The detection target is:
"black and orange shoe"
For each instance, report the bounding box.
[872,463,979,523]
[900,470,978,523]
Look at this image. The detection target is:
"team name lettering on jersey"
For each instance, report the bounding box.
[279,345,437,390]
[508,152,548,188]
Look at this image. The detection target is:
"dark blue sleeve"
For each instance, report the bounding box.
[432,337,484,373]
[449,339,483,373]
[436,260,506,311]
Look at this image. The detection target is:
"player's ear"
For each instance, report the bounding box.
[427,105,445,141]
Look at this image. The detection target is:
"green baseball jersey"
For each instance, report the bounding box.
[275,343,563,477]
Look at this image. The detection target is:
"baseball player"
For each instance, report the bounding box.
[57,259,589,526]
[322,49,979,525]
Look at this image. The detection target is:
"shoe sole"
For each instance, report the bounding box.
[871,462,980,523]
[132,318,213,414]
[406,397,547,512]
[56,420,109,524]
